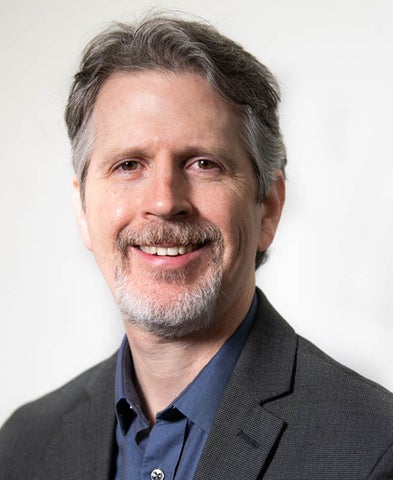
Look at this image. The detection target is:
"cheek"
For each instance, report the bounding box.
[112,204,131,226]
[85,187,133,242]
[208,190,262,262]
[232,204,262,262]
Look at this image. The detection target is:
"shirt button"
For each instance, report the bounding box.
[151,468,165,480]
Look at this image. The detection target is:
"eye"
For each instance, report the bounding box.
[186,157,225,179]
[118,160,140,171]
[193,159,219,170]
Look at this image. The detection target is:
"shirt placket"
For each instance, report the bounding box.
[140,411,188,480]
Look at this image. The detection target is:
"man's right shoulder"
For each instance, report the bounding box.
[0,353,117,474]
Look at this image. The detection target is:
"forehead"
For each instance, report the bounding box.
[95,69,231,117]
[91,70,245,156]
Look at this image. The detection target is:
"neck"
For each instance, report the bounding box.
[123,287,255,423]
[124,329,220,423]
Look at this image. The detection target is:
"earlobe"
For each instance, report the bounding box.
[73,178,92,251]
[258,170,286,252]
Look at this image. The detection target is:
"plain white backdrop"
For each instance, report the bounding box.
[1,0,393,426]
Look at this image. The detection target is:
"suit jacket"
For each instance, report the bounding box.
[1,289,393,479]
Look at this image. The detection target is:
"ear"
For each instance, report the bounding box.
[73,177,92,251]
[258,170,286,252]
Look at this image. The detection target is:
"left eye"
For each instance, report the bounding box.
[194,159,217,170]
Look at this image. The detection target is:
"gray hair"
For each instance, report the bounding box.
[65,14,286,267]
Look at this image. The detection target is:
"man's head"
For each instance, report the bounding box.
[67,15,286,338]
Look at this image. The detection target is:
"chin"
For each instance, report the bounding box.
[115,272,223,339]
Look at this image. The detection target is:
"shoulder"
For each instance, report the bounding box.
[0,354,117,473]
[268,335,393,477]
[242,291,393,476]
[296,335,393,414]
[253,289,393,416]
[2,353,117,426]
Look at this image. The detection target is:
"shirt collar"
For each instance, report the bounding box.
[115,293,257,435]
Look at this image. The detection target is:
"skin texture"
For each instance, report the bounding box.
[74,71,285,419]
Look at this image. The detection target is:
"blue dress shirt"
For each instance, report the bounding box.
[114,295,257,479]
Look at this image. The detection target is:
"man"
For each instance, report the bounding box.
[1,14,393,480]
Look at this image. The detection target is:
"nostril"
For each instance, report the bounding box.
[144,192,193,219]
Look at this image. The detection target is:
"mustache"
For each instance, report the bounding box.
[116,221,223,257]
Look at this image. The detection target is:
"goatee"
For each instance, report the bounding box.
[114,220,224,338]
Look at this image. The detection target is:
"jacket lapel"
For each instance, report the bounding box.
[193,378,286,479]
[194,289,297,480]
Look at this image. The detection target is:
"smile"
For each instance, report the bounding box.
[139,244,199,256]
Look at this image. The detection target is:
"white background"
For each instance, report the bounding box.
[1,0,392,426]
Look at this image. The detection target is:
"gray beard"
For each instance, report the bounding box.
[115,265,223,338]
[113,221,224,339]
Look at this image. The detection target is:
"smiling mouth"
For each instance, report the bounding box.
[138,244,203,256]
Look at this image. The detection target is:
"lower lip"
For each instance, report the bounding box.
[131,245,207,269]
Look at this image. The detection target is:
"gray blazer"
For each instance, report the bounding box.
[1,289,393,479]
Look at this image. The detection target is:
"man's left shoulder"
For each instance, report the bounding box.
[261,334,393,478]
[296,335,393,414]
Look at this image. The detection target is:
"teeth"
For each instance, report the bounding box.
[141,245,157,254]
[139,245,194,256]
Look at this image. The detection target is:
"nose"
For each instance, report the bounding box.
[142,165,193,220]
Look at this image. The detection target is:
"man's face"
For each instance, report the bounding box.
[76,71,282,338]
